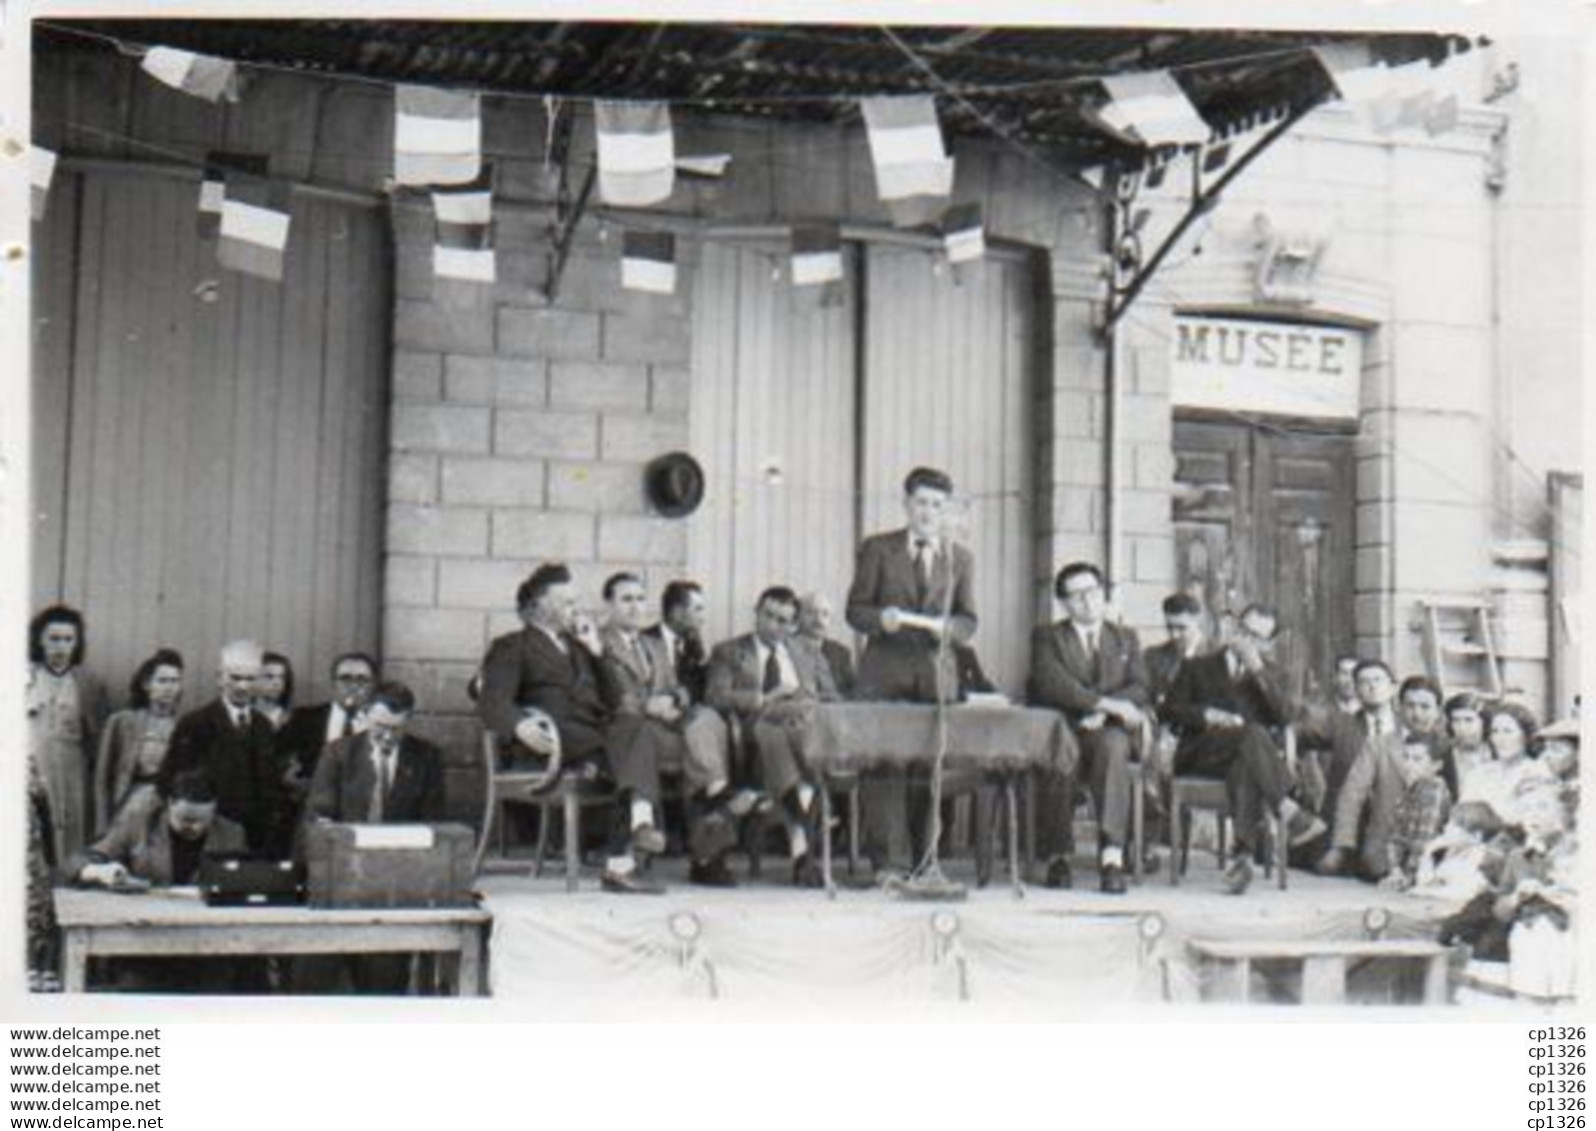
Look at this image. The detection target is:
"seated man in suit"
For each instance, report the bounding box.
[644,579,711,705]
[478,563,672,895]
[599,571,746,888]
[1317,660,1411,881]
[707,586,840,887]
[301,680,445,993]
[1027,562,1150,893]
[1143,592,1207,710]
[1161,604,1326,894]
[846,466,977,873]
[70,770,253,992]
[160,639,293,859]
[277,651,379,805]
[798,592,855,700]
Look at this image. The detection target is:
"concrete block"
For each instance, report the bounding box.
[1132,346,1172,397]
[486,610,528,641]
[1054,441,1106,488]
[1117,394,1172,445]
[387,505,489,557]
[1117,488,1170,536]
[394,298,497,355]
[1354,592,1389,638]
[1355,544,1390,592]
[444,355,548,406]
[491,508,597,559]
[601,414,690,461]
[495,409,600,460]
[1055,390,1101,440]
[597,515,689,565]
[1389,502,1491,591]
[549,361,651,413]
[1390,325,1490,415]
[384,555,437,607]
[1496,617,1550,661]
[393,350,443,402]
[438,558,538,611]
[392,404,491,454]
[1049,485,1100,536]
[1054,344,1103,391]
[1390,413,1488,505]
[382,660,482,717]
[441,457,547,508]
[497,306,602,361]
[1114,583,1167,632]
[547,462,648,514]
[1391,235,1490,327]
[1356,454,1391,501]
[1133,444,1176,491]
[383,606,487,663]
[389,453,439,505]
[602,311,693,366]
[651,366,691,413]
[1131,535,1175,586]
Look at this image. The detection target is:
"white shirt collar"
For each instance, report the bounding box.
[907,530,940,556]
[535,624,569,653]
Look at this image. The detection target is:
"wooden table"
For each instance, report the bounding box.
[55,888,492,995]
[1186,937,1451,1005]
[806,703,1078,897]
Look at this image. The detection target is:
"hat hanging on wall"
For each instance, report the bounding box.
[644,451,706,518]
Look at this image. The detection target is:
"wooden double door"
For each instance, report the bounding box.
[1172,417,1356,705]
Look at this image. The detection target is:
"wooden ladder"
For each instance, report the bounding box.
[1416,599,1504,701]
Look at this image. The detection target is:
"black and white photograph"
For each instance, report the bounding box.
[9,9,1585,1018]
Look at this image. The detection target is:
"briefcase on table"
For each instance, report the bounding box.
[302,823,475,909]
[199,855,307,907]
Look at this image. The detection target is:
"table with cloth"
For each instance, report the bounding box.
[805,703,1078,893]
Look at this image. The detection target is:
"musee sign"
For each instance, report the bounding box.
[1170,315,1362,419]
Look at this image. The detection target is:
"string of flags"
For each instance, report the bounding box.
[26,32,1466,291]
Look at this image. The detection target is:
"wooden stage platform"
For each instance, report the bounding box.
[474,851,1526,1011]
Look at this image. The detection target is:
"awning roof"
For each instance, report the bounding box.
[36,20,1480,167]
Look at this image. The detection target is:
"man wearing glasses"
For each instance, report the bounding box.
[1028,562,1149,894]
[278,652,379,801]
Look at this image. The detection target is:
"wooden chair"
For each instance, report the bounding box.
[473,730,614,892]
[1166,726,1294,890]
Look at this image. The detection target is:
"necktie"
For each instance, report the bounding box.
[340,710,355,739]
[369,744,392,823]
[914,539,932,605]
[631,634,652,680]
[762,646,781,694]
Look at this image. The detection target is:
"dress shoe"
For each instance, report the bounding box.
[1222,857,1253,896]
[792,853,825,889]
[723,788,767,819]
[1043,857,1074,890]
[688,858,738,888]
[601,869,666,895]
[689,811,738,861]
[1285,809,1329,849]
[1099,863,1128,895]
[631,824,667,857]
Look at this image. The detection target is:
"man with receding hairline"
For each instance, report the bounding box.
[160,639,293,857]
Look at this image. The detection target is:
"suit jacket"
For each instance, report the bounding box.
[161,699,292,855]
[74,792,247,886]
[846,529,977,699]
[1161,649,1292,749]
[706,634,839,719]
[277,703,341,779]
[93,708,175,833]
[598,626,680,716]
[1331,727,1408,860]
[1027,619,1149,725]
[1143,640,1195,708]
[642,624,708,704]
[814,637,857,700]
[477,626,611,756]
[305,731,446,825]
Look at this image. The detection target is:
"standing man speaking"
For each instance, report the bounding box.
[846,466,977,873]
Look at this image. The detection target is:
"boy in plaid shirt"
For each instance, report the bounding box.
[1380,732,1453,891]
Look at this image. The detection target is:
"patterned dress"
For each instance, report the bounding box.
[28,666,94,861]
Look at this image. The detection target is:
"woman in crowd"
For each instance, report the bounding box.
[27,604,109,861]
[93,648,185,834]
[255,651,296,731]
[1442,691,1494,799]
[1462,702,1561,838]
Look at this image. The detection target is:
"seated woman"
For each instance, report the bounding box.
[94,648,186,836]
[1461,702,1561,839]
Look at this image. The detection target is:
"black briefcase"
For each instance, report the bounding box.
[198,854,307,907]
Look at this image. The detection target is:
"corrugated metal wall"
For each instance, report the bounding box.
[860,246,1036,695]
[690,238,1037,690]
[30,168,388,707]
[689,241,859,644]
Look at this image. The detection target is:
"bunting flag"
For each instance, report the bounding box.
[394,85,481,186]
[595,101,676,206]
[139,46,241,103]
[941,202,985,264]
[30,146,56,222]
[675,154,732,180]
[217,180,291,281]
[1078,166,1106,191]
[790,223,843,286]
[198,152,269,239]
[621,230,677,294]
[431,181,495,283]
[862,95,956,220]
[1200,141,1232,174]
[1097,70,1210,146]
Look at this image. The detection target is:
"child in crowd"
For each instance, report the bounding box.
[1378,733,1452,891]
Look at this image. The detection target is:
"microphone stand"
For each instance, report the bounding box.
[891,530,968,902]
